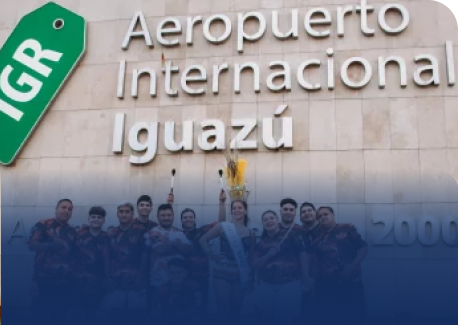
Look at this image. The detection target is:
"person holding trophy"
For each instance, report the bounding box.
[199,154,255,325]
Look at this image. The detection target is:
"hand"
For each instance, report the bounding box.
[267,247,280,258]
[219,191,227,204]
[167,193,174,205]
[341,263,356,279]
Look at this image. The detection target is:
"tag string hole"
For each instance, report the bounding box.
[53,19,64,30]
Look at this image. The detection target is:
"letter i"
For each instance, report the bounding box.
[327,48,335,90]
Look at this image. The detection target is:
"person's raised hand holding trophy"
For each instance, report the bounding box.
[168,169,175,205]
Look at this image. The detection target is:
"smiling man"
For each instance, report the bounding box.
[105,202,148,325]
[299,202,322,325]
[279,198,311,249]
[134,195,158,232]
[279,198,313,248]
[313,206,368,325]
[299,202,321,239]
[263,199,314,324]
[27,199,77,325]
[279,198,297,229]
[146,203,193,314]
[278,198,315,319]
[72,206,109,325]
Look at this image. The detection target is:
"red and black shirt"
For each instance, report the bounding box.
[303,223,323,244]
[280,223,313,253]
[133,218,158,232]
[183,223,216,279]
[253,226,307,284]
[107,224,147,289]
[312,224,367,282]
[73,226,109,295]
[28,219,76,284]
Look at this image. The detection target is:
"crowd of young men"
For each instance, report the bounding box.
[27,194,368,325]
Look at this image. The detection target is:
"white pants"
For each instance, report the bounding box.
[257,280,302,325]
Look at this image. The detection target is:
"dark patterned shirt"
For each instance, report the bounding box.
[304,223,323,242]
[183,223,216,279]
[301,223,323,254]
[73,227,109,295]
[280,223,312,253]
[312,224,367,282]
[133,218,158,232]
[107,224,147,289]
[153,281,202,324]
[253,227,307,284]
[28,219,76,284]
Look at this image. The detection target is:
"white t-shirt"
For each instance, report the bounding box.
[147,226,191,287]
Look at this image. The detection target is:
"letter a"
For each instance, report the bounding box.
[122,11,154,50]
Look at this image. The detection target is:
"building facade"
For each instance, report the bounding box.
[1,0,458,322]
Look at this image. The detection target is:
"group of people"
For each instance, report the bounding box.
[27,191,368,325]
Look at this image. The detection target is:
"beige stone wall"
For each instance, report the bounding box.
[1,0,458,318]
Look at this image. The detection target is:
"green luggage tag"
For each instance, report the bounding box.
[0,2,86,165]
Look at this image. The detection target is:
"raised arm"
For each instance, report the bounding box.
[218,191,227,222]
[199,223,223,259]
